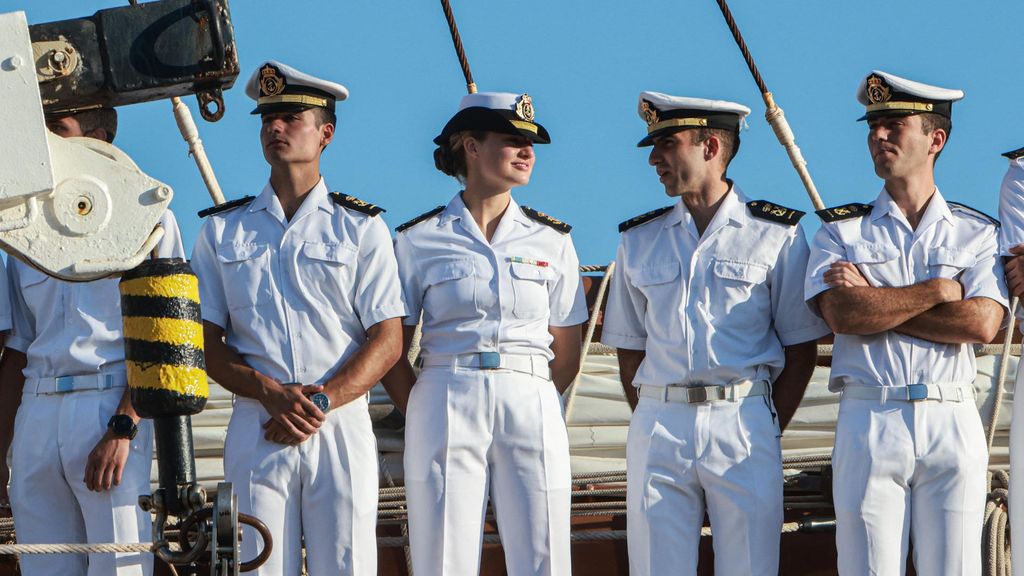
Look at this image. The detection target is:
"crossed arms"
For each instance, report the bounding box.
[816,261,1003,344]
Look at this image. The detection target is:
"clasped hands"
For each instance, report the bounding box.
[260,381,328,445]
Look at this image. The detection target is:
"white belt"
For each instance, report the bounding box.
[638,380,767,404]
[25,371,128,395]
[420,353,551,380]
[841,383,976,403]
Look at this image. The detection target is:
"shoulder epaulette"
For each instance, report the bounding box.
[330,193,384,216]
[618,206,673,233]
[396,205,445,233]
[521,205,572,233]
[948,201,999,227]
[1002,147,1024,160]
[746,200,804,226]
[198,196,255,218]
[815,202,872,223]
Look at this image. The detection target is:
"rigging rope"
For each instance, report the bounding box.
[711,0,823,210]
[438,0,477,94]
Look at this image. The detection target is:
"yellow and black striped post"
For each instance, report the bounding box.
[120,258,208,516]
[120,258,208,417]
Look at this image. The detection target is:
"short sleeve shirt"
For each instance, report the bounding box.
[805,188,1008,391]
[190,179,407,385]
[602,186,829,388]
[999,157,1024,256]
[394,193,588,361]
[7,210,185,379]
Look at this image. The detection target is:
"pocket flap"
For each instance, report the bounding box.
[848,243,900,264]
[216,242,268,263]
[929,246,974,268]
[303,242,356,265]
[634,262,680,286]
[509,261,556,281]
[712,260,769,283]
[423,259,474,286]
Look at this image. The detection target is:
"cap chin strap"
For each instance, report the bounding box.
[647,118,708,133]
[510,120,538,134]
[258,94,328,108]
[865,101,934,114]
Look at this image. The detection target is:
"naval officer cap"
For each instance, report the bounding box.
[856,70,963,121]
[433,92,551,145]
[636,92,750,147]
[245,60,349,116]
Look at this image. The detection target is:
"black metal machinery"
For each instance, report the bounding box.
[29,0,238,121]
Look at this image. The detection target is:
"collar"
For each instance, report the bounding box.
[872,186,953,227]
[665,182,746,230]
[437,192,531,228]
[249,177,331,220]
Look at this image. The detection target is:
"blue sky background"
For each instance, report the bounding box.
[6,1,1023,265]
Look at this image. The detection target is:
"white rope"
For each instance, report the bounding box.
[0,542,176,555]
[171,97,225,206]
[763,99,823,211]
[564,261,616,421]
[987,298,1018,451]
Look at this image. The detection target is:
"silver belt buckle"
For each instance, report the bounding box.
[478,352,501,370]
[55,376,75,393]
[906,384,928,402]
[686,386,723,404]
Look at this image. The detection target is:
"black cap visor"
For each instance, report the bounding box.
[433,107,550,146]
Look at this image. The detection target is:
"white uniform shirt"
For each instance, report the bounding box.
[999,157,1024,321]
[806,188,1008,392]
[999,157,1024,256]
[7,210,185,379]
[191,179,407,385]
[602,186,828,388]
[394,193,588,361]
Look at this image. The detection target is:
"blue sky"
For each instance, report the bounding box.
[6,1,1023,265]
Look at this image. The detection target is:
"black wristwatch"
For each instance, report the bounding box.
[107,415,138,440]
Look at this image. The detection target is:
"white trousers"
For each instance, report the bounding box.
[224,395,378,576]
[626,393,783,576]
[404,366,572,576]
[833,396,987,576]
[10,388,154,576]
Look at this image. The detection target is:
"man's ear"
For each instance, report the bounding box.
[321,122,335,149]
[703,134,720,161]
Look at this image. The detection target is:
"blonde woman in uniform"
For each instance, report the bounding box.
[385,92,588,576]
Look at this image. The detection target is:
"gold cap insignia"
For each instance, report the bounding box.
[866,74,891,105]
[260,64,286,98]
[515,93,535,122]
[641,100,658,126]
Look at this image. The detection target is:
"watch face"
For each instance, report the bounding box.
[311,392,330,413]
[109,415,137,439]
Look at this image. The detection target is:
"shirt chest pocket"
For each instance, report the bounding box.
[299,242,357,303]
[709,259,769,315]
[509,262,556,319]
[422,259,478,318]
[847,243,902,285]
[633,262,681,305]
[928,247,974,279]
[216,243,274,310]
